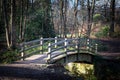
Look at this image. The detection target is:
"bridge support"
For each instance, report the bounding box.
[49,53,94,64]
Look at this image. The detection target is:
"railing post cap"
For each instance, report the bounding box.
[95,44,98,45]
[41,37,43,39]
[65,38,67,40]
[48,43,51,46]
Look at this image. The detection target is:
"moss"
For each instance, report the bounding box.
[65,63,97,80]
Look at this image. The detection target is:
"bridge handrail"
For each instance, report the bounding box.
[47,39,78,60]
[19,37,98,61]
[48,38,78,50]
[20,37,64,60]
[50,39,66,47]
[49,46,66,54]
[22,37,63,45]
[47,38,98,63]
[47,38,79,62]
[19,44,40,53]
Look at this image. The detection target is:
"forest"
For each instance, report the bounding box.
[0,0,120,62]
[0,0,120,80]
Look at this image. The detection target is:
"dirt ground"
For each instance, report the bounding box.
[0,64,75,80]
[94,56,120,80]
[0,38,120,80]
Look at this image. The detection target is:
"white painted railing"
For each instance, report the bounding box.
[47,38,78,62]
[20,37,63,60]
[47,38,98,63]
[19,37,98,61]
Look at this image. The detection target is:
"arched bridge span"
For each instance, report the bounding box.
[48,52,95,64]
[19,37,98,64]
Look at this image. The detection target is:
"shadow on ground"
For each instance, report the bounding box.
[94,56,120,80]
[0,64,73,80]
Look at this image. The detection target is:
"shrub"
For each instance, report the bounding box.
[93,14,104,22]
[112,32,120,38]
[95,25,109,38]
[0,50,18,64]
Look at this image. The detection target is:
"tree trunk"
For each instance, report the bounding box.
[109,0,115,37]
[19,0,24,42]
[87,0,91,37]
[9,0,13,48]
[9,0,17,49]
[63,0,67,38]
[87,0,95,38]
[3,0,11,49]
[0,0,2,19]
[60,0,64,37]
[74,0,78,37]
[11,0,16,49]
[22,0,29,41]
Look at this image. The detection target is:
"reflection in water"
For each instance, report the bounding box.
[65,62,97,80]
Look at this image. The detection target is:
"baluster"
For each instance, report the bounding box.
[89,40,92,52]
[64,38,68,63]
[48,43,51,62]
[64,38,68,52]
[55,37,57,48]
[87,39,90,51]
[95,44,98,53]
[75,39,78,49]
[89,45,92,52]
[76,38,80,61]
[21,42,25,61]
[40,37,43,54]
[77,38,80,53]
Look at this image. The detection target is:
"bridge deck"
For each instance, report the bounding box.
[15,52,120,64]
[15,51,81,64]
[15,52,69,64]
[15,54,48,64]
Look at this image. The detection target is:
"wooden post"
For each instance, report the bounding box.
[48,43,51,62]
[64,38,68,52]
[89,45,92,52]
[55,37,57,48]
[75,39,78,49]
[95,44,98,53]
[40,37,43,54]
[64,38,68,63]
[21,42,25,61]
[87,39,90,51]
[77,38,80,60]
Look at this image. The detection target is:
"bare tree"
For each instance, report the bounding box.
[19,0,24,41]
[87,0,95,37]
[73,0,79,37]
[59,0,64,37]
[63,0,67,38]
[3,0,11,49]
[19,0,29,42]
[109,0,115,37]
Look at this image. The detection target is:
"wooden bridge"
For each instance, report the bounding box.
[18,37,98,64]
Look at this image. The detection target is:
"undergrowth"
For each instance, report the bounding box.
[0,50,19,64]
